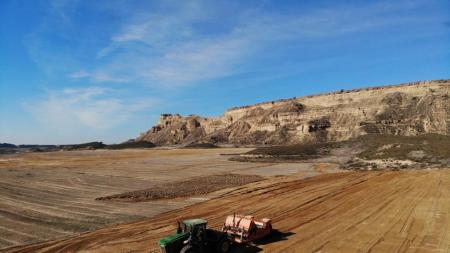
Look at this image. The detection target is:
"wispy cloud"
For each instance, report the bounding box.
[48,0,79,24]
[69,70,131,83]
[88,0,433,87]
[68,70,89,79]
[26,0,436,88]
[25,87,159,130]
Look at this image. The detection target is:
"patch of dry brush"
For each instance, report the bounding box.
[96,174,262,202]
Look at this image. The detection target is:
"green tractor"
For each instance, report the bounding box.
[159,218,230,253]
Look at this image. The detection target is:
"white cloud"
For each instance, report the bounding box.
[68,70,89,79]
[27,0,435,88]
[147,37,249,83]
[68,70,131,83]
[25,87,159,130]
[91,71,131,83]
[87,0,431,87]
[49,0,79,24]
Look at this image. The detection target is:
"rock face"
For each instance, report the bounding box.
[137,80,450,145]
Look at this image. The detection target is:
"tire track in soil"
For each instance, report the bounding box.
[4,171,450,253]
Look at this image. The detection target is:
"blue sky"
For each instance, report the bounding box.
[1,0,449,144]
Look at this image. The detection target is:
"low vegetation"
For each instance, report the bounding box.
[96,174,262,202]
[61,142,106,150]
[231,142,341,162]
[63,141,156,150]
[106,141,156,149]
[355,134,450,161]
[345,134,450,170]
[0,141,156,154]
[183,142,219,149]
[235,134,450,170]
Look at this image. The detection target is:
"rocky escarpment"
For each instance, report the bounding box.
[137,80,450,146]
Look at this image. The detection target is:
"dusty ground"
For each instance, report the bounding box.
[5,168,450,253]
[0,148,328,249]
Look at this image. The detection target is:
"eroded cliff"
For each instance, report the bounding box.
[137,80,450,145]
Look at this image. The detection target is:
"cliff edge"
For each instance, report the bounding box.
[137,80,450,146]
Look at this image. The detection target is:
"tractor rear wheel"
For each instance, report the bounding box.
[180,245,199,253]
[216,239,230,253]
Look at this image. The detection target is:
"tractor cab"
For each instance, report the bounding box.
[179,219,208,234]
[178,219,208,243]
[159,219,208,253]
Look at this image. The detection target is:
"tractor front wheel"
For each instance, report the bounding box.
[216,239,230,253]
[180,245,199,253]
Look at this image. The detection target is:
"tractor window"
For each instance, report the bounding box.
[181,222,206,233]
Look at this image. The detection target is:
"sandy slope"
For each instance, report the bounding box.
[5,169,450,253]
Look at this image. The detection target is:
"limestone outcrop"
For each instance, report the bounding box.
[137,80,450,145]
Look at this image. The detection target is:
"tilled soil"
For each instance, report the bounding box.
[96,174,263,202]
[0,148,326,249]
[5,169,450,253]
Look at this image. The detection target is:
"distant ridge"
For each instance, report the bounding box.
[227,79,449,111]
[137,79,450,146]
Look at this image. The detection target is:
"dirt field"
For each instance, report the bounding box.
[0,148,327,249]
[4,167,450,253]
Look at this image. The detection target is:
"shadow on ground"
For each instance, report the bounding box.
[229,230,295,253]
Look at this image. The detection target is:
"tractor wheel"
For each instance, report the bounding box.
[216,239,230,253]
[180,245,198,253]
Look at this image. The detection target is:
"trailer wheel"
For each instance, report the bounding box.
[216,239,230,253]
[180,245,198,253]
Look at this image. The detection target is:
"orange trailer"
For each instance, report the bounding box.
[222,214,272,243]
